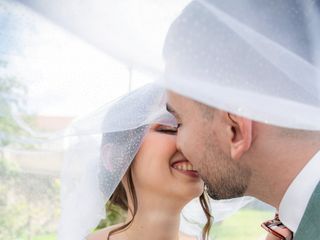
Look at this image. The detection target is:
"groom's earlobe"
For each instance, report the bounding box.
[227,113,252,160]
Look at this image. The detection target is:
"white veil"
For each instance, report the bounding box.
[161,0,320,130]
[20,0,317,130]
[58,83,252,240]
[2,0,304,239]
[59,83,175,240]
[11,2,320,131]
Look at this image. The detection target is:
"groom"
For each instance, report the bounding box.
[164,0,320,239]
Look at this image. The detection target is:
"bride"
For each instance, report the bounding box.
[87,92,212,239]
[59,84,212,240]
[88,122,211,240]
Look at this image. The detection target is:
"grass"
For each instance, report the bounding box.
[211,208,274,240]
[30,234,56,240]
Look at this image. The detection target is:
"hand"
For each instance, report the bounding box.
[265,227,293,240]
[261,213,293,240]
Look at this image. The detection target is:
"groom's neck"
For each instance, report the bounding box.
[247,134,320,209]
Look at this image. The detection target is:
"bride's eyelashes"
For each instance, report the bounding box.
[154,125,178,135]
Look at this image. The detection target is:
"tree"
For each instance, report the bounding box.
[0,60,60,240]
[0,59,27,147]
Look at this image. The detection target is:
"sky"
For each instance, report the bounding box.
[0,0,189,117]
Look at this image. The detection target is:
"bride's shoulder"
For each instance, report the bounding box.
[86,224,123,240]
[87,227,198,240]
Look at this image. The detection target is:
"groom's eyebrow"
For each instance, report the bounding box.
[166,103,179,118]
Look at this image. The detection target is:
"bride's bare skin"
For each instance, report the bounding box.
[88,224,196,240]
[87,124,205,240]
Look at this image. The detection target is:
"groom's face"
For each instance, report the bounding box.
[166,91,251,200]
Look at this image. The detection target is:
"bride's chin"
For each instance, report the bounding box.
[174,186,204,202]
[183,182,205,198]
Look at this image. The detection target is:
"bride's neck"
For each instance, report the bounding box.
[122,196,183,240]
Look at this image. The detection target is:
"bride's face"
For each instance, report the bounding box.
[131,124,204,204]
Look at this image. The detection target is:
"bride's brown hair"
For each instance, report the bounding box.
[106,165,212,240]
[99,127,212,240]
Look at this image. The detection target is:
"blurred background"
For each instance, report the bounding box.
[0,0,274,239]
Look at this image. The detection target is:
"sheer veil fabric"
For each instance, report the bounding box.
[18,0,320,128]
[59,84,176,240]
[58,83,253,240]
[161,0,320,130]
[8,0,311,239]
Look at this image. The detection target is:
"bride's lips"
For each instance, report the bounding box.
[171,160,199,178]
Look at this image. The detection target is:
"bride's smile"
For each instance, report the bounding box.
[171,159,200,178]
[132,123,204,202]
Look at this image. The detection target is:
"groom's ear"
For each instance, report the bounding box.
[225,112,253,160]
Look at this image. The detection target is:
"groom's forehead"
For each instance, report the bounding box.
[166,91,193,106]
[166,90,203,115]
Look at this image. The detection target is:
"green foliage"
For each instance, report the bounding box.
[0,158,60,240]
[0,60,28,147]
[95,202,127,230]
[211,209,273,240]
[32,234,56,240]
[0,59,60,239]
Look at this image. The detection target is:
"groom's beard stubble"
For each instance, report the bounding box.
[200,141,252,200]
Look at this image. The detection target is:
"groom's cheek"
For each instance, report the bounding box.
[175,129,183,152]
[176,127,188,153]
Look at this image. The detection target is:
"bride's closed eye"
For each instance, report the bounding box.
[154,125,178,135]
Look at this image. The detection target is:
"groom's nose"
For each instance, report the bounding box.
[175,132,183,152]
